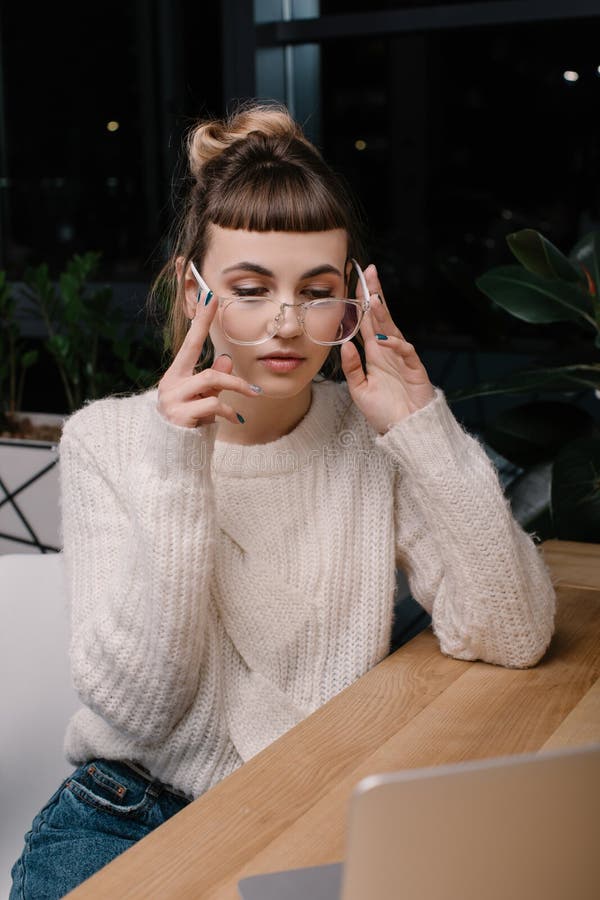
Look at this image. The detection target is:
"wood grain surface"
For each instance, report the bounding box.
[67,540,600,899]
[541,539,600,591]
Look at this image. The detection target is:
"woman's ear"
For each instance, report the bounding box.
[345,258,355,297]
[177,256,202,320]
[344,259,358,297]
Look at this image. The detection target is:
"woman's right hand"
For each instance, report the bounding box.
[157,293,259,428]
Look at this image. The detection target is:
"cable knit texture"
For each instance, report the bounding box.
[58,380,556,799]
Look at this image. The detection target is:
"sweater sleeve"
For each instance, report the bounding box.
[375,387,556,668]
[59,395,218,743]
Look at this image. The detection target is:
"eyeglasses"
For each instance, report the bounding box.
[189,258,371,346]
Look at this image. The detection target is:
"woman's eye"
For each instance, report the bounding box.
[304,289,335,300]
[232,287,267,297]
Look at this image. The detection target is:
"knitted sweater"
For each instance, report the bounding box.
[58,379,556,799]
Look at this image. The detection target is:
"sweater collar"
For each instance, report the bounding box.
[211,379,348,477]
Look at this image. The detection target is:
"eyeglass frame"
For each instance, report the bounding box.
[188,257,371,346]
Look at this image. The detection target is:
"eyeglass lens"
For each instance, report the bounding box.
[221,298,360,345]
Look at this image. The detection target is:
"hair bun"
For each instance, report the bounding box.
[187,101,311,180]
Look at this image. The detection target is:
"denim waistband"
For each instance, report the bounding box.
[121,760,191,802]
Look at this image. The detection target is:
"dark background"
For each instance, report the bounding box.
[1,1,599,414]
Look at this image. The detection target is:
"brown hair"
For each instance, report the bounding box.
[149,100,368,380]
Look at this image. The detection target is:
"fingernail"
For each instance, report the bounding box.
[377,292,384,305]
[204,290,214,306]
[217,353,232,360]
[250,384,263,393]
[196,287,202,303]
[375,333,388,340]
[236,412,245,424]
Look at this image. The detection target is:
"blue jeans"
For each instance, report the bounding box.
[9,759,191,900]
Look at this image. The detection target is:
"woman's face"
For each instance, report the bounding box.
[184,226,350,397]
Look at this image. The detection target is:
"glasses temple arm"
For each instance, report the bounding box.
[189,261,212,294]
[351,258,370,309]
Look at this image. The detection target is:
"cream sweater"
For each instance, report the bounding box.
[59,379,556,799]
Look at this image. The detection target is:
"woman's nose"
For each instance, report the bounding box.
[275,303,304,338]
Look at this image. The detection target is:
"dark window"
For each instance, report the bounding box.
[318,17,600,345]
[1,1,223,282]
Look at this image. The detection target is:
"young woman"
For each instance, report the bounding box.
[10,102,556,899]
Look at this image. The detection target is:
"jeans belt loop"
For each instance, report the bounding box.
[123,760,189,801]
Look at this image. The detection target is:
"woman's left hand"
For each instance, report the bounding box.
[340,264,436,434]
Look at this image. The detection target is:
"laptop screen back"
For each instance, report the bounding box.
[341,744,600,900]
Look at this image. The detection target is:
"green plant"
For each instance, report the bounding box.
[19,251,160,414]
[0,271,39,424]
[446,228,600,543]
[1,252,162,440]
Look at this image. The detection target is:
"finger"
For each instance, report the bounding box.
[365,265,380,300]
[373,334,427,370]
[208,354,264,397]
[354,265,369,301]
[168,292,219,378]
[211,353,233,375]
[178,395,247,428]
[355,264,384,344]
[370,300,405,342]
[354,263,378,304]
[368,267,407,340]
[339,339,367,393]
[358,265,407,343]
[181,365,263,402]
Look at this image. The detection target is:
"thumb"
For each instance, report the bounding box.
[212,352,234,374]
[340,341,365,393]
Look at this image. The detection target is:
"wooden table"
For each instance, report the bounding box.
[68,539,600,899]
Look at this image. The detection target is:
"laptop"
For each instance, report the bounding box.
[238,742,600,899]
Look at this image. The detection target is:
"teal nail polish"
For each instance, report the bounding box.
[204,290,214,306]
[196,287,202,303]
[376,333,388,340]
[236,412,245,423]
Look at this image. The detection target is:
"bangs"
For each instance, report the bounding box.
[206,165,350,233]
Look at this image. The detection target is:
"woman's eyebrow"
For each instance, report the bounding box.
[300,264,342,279]
[221,262,342,278]
[222,262,272,276]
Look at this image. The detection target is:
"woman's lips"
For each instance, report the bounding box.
[258,357,305,371]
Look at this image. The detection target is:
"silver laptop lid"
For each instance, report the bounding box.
[342,743,600,900]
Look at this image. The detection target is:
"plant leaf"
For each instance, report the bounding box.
[569,230,600,333]
[59,272,86,325]
[506,229,584,283]
[446,364,600,400]
[476,266,595,325]
[47,333,70,361]
[569,230,600,298]
[21,349,39,369]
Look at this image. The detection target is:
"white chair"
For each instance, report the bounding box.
[0,553,80,900]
